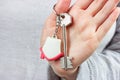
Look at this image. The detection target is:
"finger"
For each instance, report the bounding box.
[86,0,107,16]
[96,7,120,42]
[55,0,71,13]
[94,0,119,26]
[49,0,71,21]
[74,0,93,10]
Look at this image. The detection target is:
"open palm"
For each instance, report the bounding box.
[40,0,120,79]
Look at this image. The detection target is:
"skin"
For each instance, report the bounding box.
[40,0,120,80]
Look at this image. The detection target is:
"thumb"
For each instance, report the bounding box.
[55,0,71,14]
[49,0,71,20]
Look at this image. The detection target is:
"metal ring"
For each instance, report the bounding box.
[53,4,59,16]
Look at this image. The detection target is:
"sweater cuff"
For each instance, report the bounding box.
[76,56,96,80]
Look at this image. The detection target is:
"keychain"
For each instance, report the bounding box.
[40,14,64,61]
[40,4,73,71]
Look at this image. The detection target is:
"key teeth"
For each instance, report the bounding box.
[60,57,73,69]
[60,57,65,68]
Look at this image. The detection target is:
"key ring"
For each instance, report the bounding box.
[53,4,59,16]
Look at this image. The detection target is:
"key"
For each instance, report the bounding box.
[59,13,73,70]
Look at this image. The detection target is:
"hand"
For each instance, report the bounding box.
[40,0,120,79]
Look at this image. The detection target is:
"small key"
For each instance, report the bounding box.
[59,13,73,70]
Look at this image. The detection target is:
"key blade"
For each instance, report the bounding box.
[62,24,68,70]
[67,57,73,68]
[60,57,67,70]
[60,57,73,69]
[60,57,66,69]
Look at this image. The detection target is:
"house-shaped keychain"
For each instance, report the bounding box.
[40,37,64,61]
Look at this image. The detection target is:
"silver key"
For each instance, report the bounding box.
[59,13,73,70]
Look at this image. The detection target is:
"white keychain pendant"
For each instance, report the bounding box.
[40,36,64,61]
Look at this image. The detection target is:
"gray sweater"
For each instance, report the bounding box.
[0,0,120,80]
